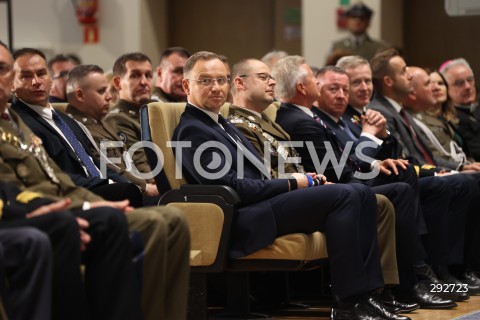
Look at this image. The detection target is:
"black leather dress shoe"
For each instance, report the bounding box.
[398,283,457,309]
[330,302,384,320]
[456,271,480,295]
[379,289,419,314]
[415,265,470,301]
[362,294,411,320]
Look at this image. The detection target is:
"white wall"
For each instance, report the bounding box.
[0,0,143,70]
[1,0,401,70]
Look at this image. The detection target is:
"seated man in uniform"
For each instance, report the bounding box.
[173,51,405,320]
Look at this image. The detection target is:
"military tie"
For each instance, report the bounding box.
[51,110,101,177]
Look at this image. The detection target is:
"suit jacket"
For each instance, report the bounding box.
[275,103,357,183]
[313,107,393,167]
[11,99,127,189]
[227,105,302,177]
[0,108,102,209]
[368,94,438,176]
[454,105,480,161]
[173,104,289,258]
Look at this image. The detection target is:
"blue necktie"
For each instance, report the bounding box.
[338,118,358,141]
[51,111,100,177]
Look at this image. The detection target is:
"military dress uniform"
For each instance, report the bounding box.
[105,99,151,175]
[65,104,149,191]
[330,35,390,61]
[0,108,190,320]
[227,105,399,285]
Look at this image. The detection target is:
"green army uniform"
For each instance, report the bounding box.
[0,108,190,320]
[228,105,399,285]
[64,104,149,191]
[104,99,151,176]
[331,35,390,61]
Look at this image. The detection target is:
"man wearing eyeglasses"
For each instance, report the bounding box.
[173,51,407,320]
[440,59,480,161]
[105,52,155,179]
[48,54,77,103]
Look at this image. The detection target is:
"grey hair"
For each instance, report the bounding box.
[272,55,308,101]
[439,58,472,81]
[261,50,288,69]
[336,55,369,71]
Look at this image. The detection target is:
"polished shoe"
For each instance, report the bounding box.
[362,293,412,320]
[415,265,470,301]
[437,271,474,299]
[378,289,419,314]
[455,271,480,295]
[331,302,384,320]
[397,283,457,309]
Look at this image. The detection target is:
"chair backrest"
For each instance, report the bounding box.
[141,101,281,191]
[141,102,188,191]
[51,103,68,113]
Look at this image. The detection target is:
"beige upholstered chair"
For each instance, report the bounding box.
[140,102,328,319]
[51,102,68,113]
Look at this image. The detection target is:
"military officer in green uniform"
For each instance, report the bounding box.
[105,52,153,176]
[1,45,190,320]
[329,2,391,62]
[64,64,159,198]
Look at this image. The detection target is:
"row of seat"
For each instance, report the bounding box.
[139,102,328,318]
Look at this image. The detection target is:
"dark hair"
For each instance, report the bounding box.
[183,51,220,78]
[158,47,190,66]
[66,64,104,95]
[66,53,82,65]
[0,40,8,51]
[13,48,47,62]
[112,52,151,77]
[47,54,70,72]
[316,65,348,78]
[370,48,400,93]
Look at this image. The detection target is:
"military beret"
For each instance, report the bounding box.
[345,2,373,19]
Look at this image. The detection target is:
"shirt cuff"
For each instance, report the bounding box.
[361,132,383,145]
[82,201,91,211]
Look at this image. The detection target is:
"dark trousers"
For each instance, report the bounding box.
[1,209,142,320]
[91,182,143,208]
[265,182,384,300]
[0,227,52,320]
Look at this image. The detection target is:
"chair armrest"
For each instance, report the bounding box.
[159,185,240,272]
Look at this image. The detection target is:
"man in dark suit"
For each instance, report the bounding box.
[0,39,143,320]
[0,205,52,320]
[228,58,431,315]
[173,51,405,320]
[4,45,190,320]
[368,48,480,292]
[10,48,143,207]
[273,56,462,307]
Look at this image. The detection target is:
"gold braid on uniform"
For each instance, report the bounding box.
[228,114,305,174]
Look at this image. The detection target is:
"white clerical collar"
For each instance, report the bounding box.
[295,104,315,118]
[190,103,220,123]
[385,96,403,114]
